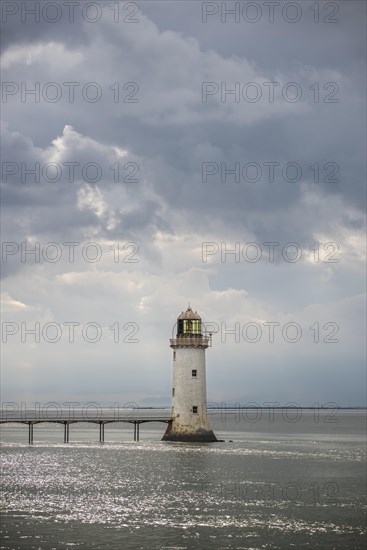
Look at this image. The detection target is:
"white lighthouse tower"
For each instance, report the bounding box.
[162,306,217,442]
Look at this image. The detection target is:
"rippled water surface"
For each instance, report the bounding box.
[1,411,366,549]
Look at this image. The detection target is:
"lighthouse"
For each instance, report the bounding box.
[162,306,217,442]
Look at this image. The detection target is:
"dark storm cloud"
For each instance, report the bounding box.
[2,3,363,215]
[0,0,89,49]
[1,1,364,257]
[140,0,365,73]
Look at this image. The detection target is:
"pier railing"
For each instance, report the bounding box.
[0,408,172,422]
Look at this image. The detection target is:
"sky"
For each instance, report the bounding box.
[1,0,366,409]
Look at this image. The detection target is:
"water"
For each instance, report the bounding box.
[1,411,366,549]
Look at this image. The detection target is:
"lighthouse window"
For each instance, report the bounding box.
[192,406,198,414]
[192,369,197,377]
[172,387,175,397]
[173,351,176,361]
[180,319,201,334]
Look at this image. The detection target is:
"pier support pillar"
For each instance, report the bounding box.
[99,422,105,443]
[63,422,69,443]
[133,422,140,441]
[28,422,34,444]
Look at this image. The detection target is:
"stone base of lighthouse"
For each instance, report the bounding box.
[162,420,217,442]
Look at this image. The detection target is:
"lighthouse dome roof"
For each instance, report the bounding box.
[177,306,201,320]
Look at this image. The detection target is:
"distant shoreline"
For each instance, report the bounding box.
[139,406,367,410]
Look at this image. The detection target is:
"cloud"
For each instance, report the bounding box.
[1,41,84,70]
[0,292,28,312]
[0,1,365,405]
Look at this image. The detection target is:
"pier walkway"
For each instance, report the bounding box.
[0,408,173,443]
